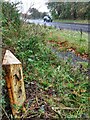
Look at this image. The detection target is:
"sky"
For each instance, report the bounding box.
[5,0,49,13]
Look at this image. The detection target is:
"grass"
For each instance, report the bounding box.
[2,23,89,119]
[54,19,88,24]
[46,28,88,55]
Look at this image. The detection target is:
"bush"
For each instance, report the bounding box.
[2,1,21,28]
[2,1,21,46]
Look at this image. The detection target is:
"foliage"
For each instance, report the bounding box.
[2,1,21,28]
[4,23,88,119]
[2,2,89,118]
[47,2,89,20]
[28,8,47,19]
[2,1,21,47]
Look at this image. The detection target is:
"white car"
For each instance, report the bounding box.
[43,16,52,22]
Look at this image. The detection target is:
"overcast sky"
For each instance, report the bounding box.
[5,0,49,13]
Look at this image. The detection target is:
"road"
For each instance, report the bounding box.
[26,19,90,33]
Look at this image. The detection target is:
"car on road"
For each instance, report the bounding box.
[43,16,52,22]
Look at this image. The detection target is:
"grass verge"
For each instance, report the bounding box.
[54,19,88,24]
[2,23,89,119]
[46,28,88,56]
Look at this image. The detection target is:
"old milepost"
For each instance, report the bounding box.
[2,50,26,118]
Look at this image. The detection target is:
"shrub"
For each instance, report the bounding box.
[2,1,21,46]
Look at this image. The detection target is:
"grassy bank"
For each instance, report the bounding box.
[54,19,88,24]
[46,28,88,56]
[2,23,89,119]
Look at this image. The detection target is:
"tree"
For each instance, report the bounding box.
[28,8,47,19]
[47,2,89,20]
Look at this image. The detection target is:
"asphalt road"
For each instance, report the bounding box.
[26,19,90,33]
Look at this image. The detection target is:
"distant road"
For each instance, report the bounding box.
[26,19,90,33]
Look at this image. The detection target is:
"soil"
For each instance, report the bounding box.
[2,80,58,119]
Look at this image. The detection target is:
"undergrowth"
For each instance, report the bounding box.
[2,22,89,119]
[1,3,89,118]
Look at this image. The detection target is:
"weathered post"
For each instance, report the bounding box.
[2,50,26,117]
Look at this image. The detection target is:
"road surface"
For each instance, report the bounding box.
[26,19,90,33]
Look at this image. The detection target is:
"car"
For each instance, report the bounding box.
[43,16,52,22]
